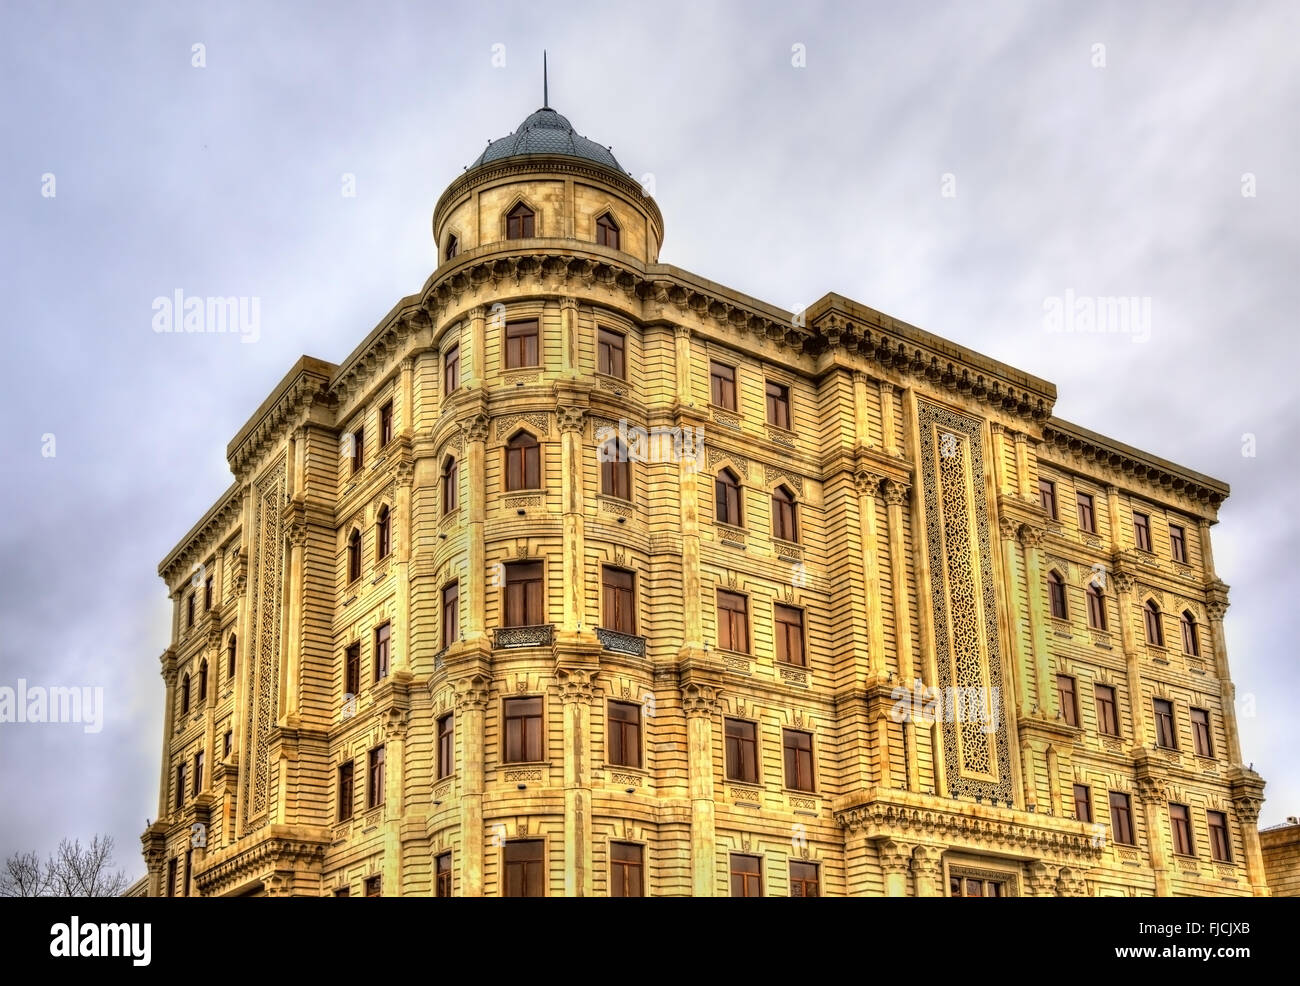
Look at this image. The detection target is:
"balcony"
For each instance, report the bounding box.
[596,627,646,657]
[493,624,554,650]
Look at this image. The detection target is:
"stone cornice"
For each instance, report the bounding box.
[227,356,338,482]
[1042,417,1228,509]
[193,824,331,896]
[157,483,244,588]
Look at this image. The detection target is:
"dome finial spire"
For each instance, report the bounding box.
[543,50,549,108]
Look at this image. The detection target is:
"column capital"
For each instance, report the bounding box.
[673,324,691,340]
[1018,523,1048,549]
[876,838,914,874]
[910,846,941,878]
[1111,570,1136,595]
[881,478,910,507]
[452,672,492,713]
[555,667,597,704]
[1205,578,1230,622]
[1228,767,1266,823]
[555,405,586,434]
[1056,868,1090,897]
[1026,860,1060,896]
[458,412,490,444]
[853,469,886,497]
[998,517,1021,542]
[679,681,721,718]
[1135,773,1168,806]
[382,707,408,741]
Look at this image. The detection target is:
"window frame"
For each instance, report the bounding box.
[1073,783,1092,823]
[771,485,798,542]
[442,581,459,648]
[367,745,385,810]
[1094,683,1119,736]
[1056,673,1079,727]
[337,761,354,822]
[437,712,454,779]
[442,456,459,514]
[502,560,545,628]
[1191,707,1213,758]
[765,380,791,430]
[444,343,460,394]
[502,696,544,764]
[729,853,763,897]
[379,400,393,448]
[506,202,535,240]
[597,327,626,378]
[344,642,361,698]
[716,588,750,654]
[595,212,620,249]
[347,529,362,584]
[1144,601,1165,647]
[601,565,636,635]
[1086,584,1107,630]
[600,438,631,500]
[435,851,453,896]
[1076,491,1096,533]
[351,425,365,474]
[789,860,819,898]
[714,468,743,527]
[373,622,390,682]
[782,727,816,793]
[1109,791,1136,846]
[1208,811,1232,863]
[504,318,540,369]
[773,602,806,667]
[1153,698,1177,750]
[376,506,391,561]
[606,700,642,769]
[1048,570,1068,620]
[1038,478,1057,519]
[503,839,545,897]
[709,360,737,410]
[1133,511,1152,552]
[1169,524,1187,563]
[504,430,541,491]
[1170,802,1195,857]
[724,717,759,784]
[609,841,644,897]
[1180,611,1200,656]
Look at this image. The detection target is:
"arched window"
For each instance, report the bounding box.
[1048,571,1068,620]
[601,439,631,500]
[505,432,540,491]
[1180,611,1200,656]
[347,529,362,583]
[507,202,535,239]
[376,506,391,561]
[445,234,458,261]
[442,456,459,514]
[715,468,742,527]
[198,660,208,703]
[596,212,620,249]
[771,486,797,542]
[180,673,191,715]
[227,634,237,678]
[1086,584,1107,630]
[1144,600,1164,646]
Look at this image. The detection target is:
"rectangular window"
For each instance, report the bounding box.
[334,887,350,897]
[442,582,459,648]
[223,729,232,757]
[1170,524,1187,563]
[610,842,644,897]
[352,426,365,474]
[1076,492,1096,533]
[1191,707,1213,758]
[1094,684,1119,736]
[1208,811,1232,863]
[437,713,454,779]
[379,401,393,447]
[444,344,460,393]
[374,622,390,681]
[176,763,186,808]
[505,319,540,368]
[504,840,545,897]
[1073,783,1092,823]
[187,594,195,629]
[1133,511,1151,552]
[1170,803,1194,856]
[774,604,805,667]
[951,876,1005,897]
[503,561,544,628]
[204,576,213,611]
[1038,478,1056,519]
[729,854,762,897]
[789,860,820,897]
[503,697,544,763]
[783,728,815,792]
[717,590,749,653]
[709,360,736,410]
[1153,698,1177,749]
[435,851,452,897]
[367,745,385,810]
[601,566,636,634]
[607,701,642,768]
[345,643,361,698]
[365,875,381,897]
[725,718,758,783]
[1109,791,1135,846]
[167,858,177,897]
[338,761,354,822]
[598,328,626,378]
[1056,674,1079,727]
[184,850,191,898]
[765,381,790,429]
[192,751,203,795]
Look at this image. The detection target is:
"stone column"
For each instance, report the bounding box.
[459,410,490,644]
[560,295,579,373]
[1205,584,1242,763]
[157,648,178,819]
[557,668,596,897]
[673,325,692,405]
[453,673,491,896]
[467,305,487,388]
[280,519,307,721]
[382,709,408,894]
[877,839,913,897]
[1111,570,1150,745]
[854,470,887,677]
[852,371,872,448]
[998,518,1032,716]
[911,846,942,896]
[392,460,413,674]
[1229,774,1268,896]
[1136,773,1172,897]
[1013,431,1033,500]
[1019,524,1055,719]
[882,479,915,685]
[878,381,898,455]
[556,404,588,633]
[681,682,720,896]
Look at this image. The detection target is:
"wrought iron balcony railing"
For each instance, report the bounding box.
[596,626,646,657]
[493,624,555,650]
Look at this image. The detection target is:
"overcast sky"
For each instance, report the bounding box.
[1,0,1296,881]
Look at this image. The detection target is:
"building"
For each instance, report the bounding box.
[141,96,1267,897]
[1261,817,1300,896]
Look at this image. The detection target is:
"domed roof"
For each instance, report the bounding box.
[470,106,622,171]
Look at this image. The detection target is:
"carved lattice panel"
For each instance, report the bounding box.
[918,400,1013,802]
[241,456,286,833]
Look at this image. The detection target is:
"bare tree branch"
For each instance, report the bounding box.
[1,835,129,897]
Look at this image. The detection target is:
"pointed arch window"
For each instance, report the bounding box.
[505,432,541,491]
[715,468,742,527]
[442,456,459,514]
[1086,584,1107,630]
[1048,571,1068,619]
[1180,611,1200,656]
[601,439,631,500]
[1144,600,1164,646]
[347,529,362,583]
[596,212,620,249]
[771,485,797,542]
[507,203,535,239]
[445,234,458,261]
[376,506,391,561]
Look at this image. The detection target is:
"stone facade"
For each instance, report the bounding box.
[142,104,1266,897]
[1261,819,1300,896]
